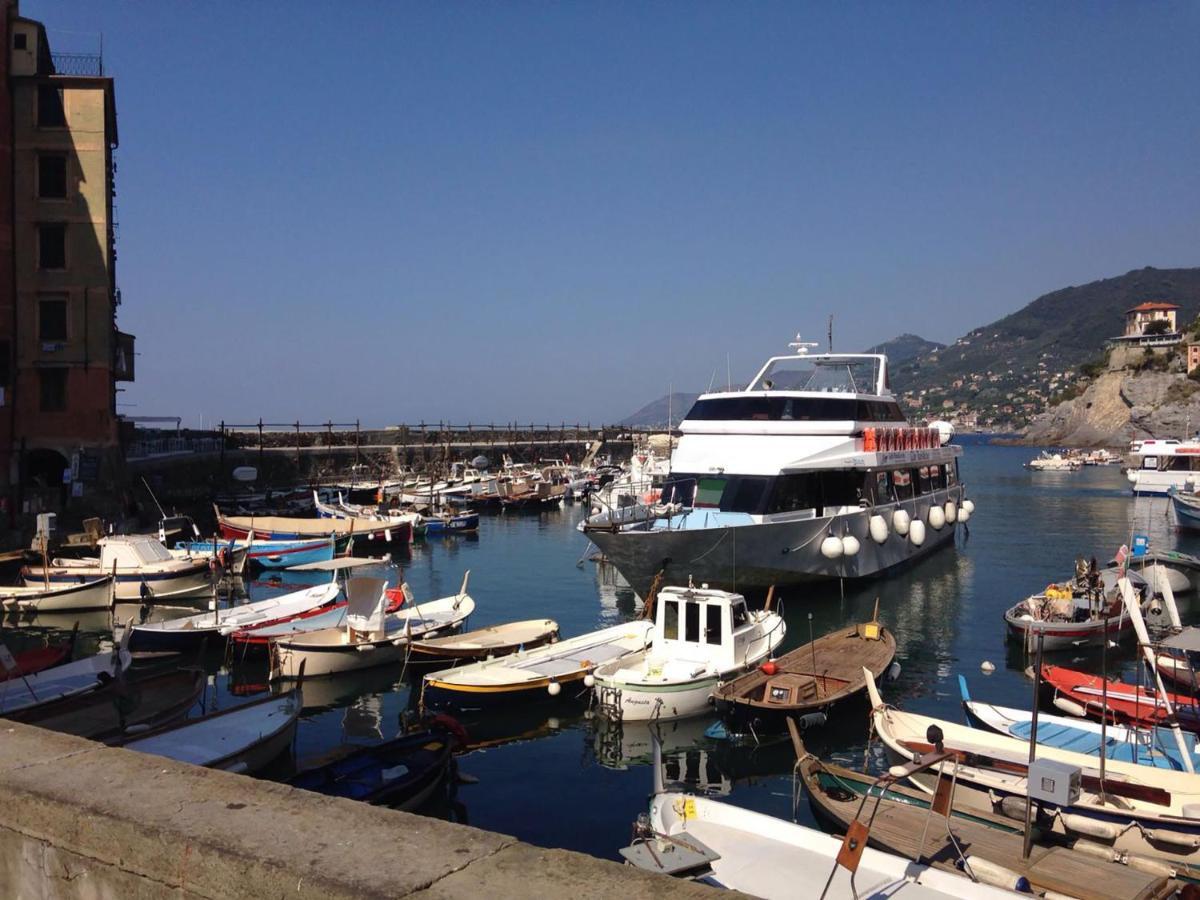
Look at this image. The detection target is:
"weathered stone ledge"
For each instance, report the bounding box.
[0,721,720,899]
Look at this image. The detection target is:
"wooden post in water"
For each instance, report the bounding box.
[1022,630,1045,860]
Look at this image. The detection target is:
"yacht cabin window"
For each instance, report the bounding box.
[873,471,895,504]
[705,604,723,645]
[1142,457,1158,470]
[731,601,748,629]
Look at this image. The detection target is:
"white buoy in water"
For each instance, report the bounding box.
[980,660,995,674]
[961,498,976,514]
[869,514,889,544]
[547,681,561,697]
[820,535,845,559]
[909,519,926,546]
[945,500,957,524]
[842,535,861,557]
[892,509,911,536]
[928,506,946,530]
[583,674,595,688]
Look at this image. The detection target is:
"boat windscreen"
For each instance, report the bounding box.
[752,357,883,394]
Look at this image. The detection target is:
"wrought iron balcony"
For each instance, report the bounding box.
[51,52,103,77]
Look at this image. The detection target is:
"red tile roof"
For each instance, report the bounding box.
[1127,301,1180,313]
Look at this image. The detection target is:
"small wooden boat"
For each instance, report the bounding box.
[120,681,303,774]
[228,588,405,651]
[1171,489,1200,532]
[866,668,1200,871]
[216,508,412,545]
[592,585,786,722]
[1040,664,1200,733]
[128,580,341,651]
[288,726,454,809]
[1003,565,1137,651]
[0,575,115,613]
[420,620,655,712]
[7,667,204,741]
[0,631,132,715]
[0,631,75,681]
[22,535,212,601]
[713,605,894,732]
[406,618,559,664]
[634,788,1017,898]
[795,730,1175,900]
[269,574,475,679]
[421,510,480,535]
[960,675,1200,772]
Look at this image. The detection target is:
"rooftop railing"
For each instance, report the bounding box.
[51,52,103,77]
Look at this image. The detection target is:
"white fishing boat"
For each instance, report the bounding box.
[638,790,1018,898]
[128,579,342,651]
[865,669,1200,870]
[21,535,212,601]
[1026,451,1081,471]
[0,575,115,613]
[312,491,423,532]
[584,336,971,596]
[120,685,302,774]
[0,629,132,715]
[421,620,655,712]
[269,574,475,679]
[592,585,785,722]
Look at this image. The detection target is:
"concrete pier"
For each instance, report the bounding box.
[0,722,721,899]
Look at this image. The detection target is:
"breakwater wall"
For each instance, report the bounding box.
[0,720,720,899]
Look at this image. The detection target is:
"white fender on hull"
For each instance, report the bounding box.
[820,535,844,560]
[928,506,946,531]
[842,535,861,557]
[944,500,957,524]
[961,498,975,514]
[868,515,889,544]
[909,519,926,546]
[892,509,911,536]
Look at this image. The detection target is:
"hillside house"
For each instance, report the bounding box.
[1111,301,1182,348]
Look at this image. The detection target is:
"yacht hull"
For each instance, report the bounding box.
[587,489,963,597]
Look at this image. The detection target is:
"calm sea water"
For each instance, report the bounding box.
[7,438,1197,860]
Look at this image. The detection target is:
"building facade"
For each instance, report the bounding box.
[1123,301,1179,337]
[0,2,132,519]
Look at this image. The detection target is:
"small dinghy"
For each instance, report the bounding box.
[269,574,475,679]
[713,601,895,733]
[406,618,559,665]
[288,726,455,809]
[421,620,655,712]
[1040,664,1200,733]
[960,675,1200,772]
[592,585,785,722]
[1003,564,1141,651]
[0,575,115,613]
[1171,489,1200,533]
[421,510,479,536]
[0,629,132,715]
[128,579,341,651]
[120,677,304,774]
[8,667,205,741]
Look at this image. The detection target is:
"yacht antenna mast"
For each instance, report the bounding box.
[828,315,833,352]
[788,333,820,356]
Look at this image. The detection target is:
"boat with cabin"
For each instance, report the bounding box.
[1127,437,1200,495]
[591,584,785,722]
[584,336,971,596]
[21,535,211,601]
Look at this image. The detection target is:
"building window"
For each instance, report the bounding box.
[39,297,67,341]
[13,33,27,51]
[38,224,65,269]
[37,85,66,127]
[38,155,67,199]
[39,368,67,412]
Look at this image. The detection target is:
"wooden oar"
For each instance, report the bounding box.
[900,739,1172,807]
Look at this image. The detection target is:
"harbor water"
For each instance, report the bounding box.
[4,437,1192,861]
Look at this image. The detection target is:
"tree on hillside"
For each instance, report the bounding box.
[1143,319,1173,336]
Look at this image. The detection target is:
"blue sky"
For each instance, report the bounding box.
[31,2,1200,425]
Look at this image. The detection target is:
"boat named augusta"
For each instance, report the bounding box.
[585,337,971,596]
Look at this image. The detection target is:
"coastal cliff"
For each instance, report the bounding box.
[1023,353,1200,447]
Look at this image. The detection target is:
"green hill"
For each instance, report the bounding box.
[867,334,945,365]
[893,266,1200,428]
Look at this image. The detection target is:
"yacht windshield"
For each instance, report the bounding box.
[751,357,883,395]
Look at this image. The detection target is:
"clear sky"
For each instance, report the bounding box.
[29,2,1200,426]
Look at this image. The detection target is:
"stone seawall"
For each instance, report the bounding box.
[0,721,720,899]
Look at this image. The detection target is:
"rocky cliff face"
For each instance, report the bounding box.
[1024,369,1200,446]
